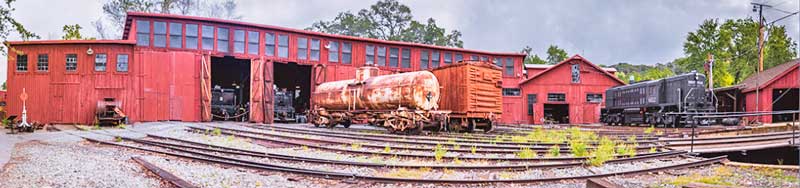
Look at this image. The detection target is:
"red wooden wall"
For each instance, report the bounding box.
[743,64,800,123]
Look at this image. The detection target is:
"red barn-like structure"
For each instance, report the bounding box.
[6,12,532,125]
[727,60,800,123]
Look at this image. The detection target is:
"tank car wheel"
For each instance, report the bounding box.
[482,120,494,133]
[342,120,352,128]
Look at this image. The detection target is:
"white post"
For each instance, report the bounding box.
[19,88,30,129]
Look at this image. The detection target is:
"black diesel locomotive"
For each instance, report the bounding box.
[601,72,738,127]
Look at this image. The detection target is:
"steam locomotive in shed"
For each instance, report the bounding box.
[601,71,739,127]
[310,61,502,134]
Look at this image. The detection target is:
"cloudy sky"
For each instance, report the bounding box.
[2,0,799,82]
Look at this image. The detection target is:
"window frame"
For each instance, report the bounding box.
[264,32,275,56]
[201,25,214,50]
[389,47,399,67]
[431,51,440,68]
[185,24,199,49]
[233,29,245,54]
[116,54,129,72]
[470,55,479,61]
[94,53,107,72]
[547,93,566,102]
[571,63,581,83]
[342,42,352,64]
[420,50,430,70]
[401,48,411,68]
[586,93,603,103]
[527,94,537,115]
[455,53,463,63]
[247,31,259,55]
[168,22,183,48]
[216,27,229,52]
[36,54,48,72]
[365,45,375,65]
[376,46,386,66]
[16,54,28,72]
[502,88,521,96]
[297,37,308,60]
[504,57,514,76]
[310,38,320,61]
[152,21,167,48]
[277,34,289,58]
[328,40,339,62]
[65,54,77,72]
[443,52,452,65]
[136,20,151,47]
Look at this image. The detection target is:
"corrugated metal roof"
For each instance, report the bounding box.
[123,12,526,57]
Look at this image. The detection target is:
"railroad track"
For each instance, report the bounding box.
[132,156,198,188]
[80,133,727,184]
[663,131,800,152]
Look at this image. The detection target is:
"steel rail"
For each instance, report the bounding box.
[144,133,686,170]
[665,134,798,147]
[85,136,727,184]
[661,131,799,142]
[132,156,199,188]
[187,126,666,162]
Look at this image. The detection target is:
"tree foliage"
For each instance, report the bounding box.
[94,0,241,39]
[546,45,568,64]
[521,46,547,64]
[307,0,463,48]
[62,24,94,40]
[0,0,39,55]
[678,18,796,87]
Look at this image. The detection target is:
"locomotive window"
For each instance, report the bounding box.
[328,41,339,62]
[342,42,352,64]
[247,31,259,55]
[547,93,566,102]
[169,22,182,48]
[571,64,580,83]
[201,25,214,50]
[117,54,129,72]
[527,94,537,115]
[95,54,107,72]
[502,88,521,96]
[311,39,320,60]
[401,48,411,68]
[136,20,150,46]
[264,32,275,56]
[587,94,602,103]
[377,46,386,66]
[277,34,288,57]
[505,57,514,76]
[455,54,463,63]
[234,29,245,53]
[37,54,48,72]
[185,24,198,49]
[420,50,429,70]
[297,37,308,60]
[444,52,452,65]
[65,54,77,71]
[366,45,375,65]
[431,51,440,68]
[153,21,167,48]
[389,47,399,67]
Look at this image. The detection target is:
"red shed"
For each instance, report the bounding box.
[6,12,526,125]
[738,60,800,123]
[514,55,624,124]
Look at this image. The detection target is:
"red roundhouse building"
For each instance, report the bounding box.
[6,12,535,125]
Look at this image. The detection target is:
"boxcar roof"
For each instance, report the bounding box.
[123,12,526,57]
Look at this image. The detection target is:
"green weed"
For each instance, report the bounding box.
[515,147,536,159]
[547,145,561,157]
[587,137,616,166]
[434,144,448,162]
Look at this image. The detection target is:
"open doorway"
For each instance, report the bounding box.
[210,56,251,121]
[273,62,312,123]
[544,104,570,124]
[772,88,799,122]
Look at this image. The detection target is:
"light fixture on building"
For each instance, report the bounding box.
[86,47,94,55]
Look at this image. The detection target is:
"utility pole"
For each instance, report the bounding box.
[752,2,771,123]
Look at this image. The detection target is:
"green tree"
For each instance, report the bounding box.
[95,0,241,39]
[546,45,568,64]
[0,0,39,55]
[764,25,797,69]
[307,0,463,48]
[62,24,95,40]
[521,46,547,64]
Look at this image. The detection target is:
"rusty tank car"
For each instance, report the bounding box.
[311,66,443,134]
[311,61,502,134]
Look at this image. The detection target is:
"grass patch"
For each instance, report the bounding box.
[546,145,560,157]
[470,145,477,154]
[569,140,588,157]
[351,143,363,150]
[115,123,127,129]
[667,166,735,186]
[384,145,392,153]
[586,137,616,166]
[212,128,222,136]
[644,126,655,134]
[383,167,432,179]
[515,147,536,159]
[434,144,448,162]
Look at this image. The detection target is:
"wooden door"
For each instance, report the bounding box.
[249,58,264,123]
[200,54,211,122]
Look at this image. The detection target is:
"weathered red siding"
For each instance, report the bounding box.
[743,64,800,123]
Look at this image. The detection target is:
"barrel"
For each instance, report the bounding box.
[312,67,440,111]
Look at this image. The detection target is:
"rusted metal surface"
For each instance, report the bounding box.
[132,156,198,188]
[312,66,440,111]
[431,61,503,118]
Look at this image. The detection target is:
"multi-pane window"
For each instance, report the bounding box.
[65,54,77,71]
[480,56,488,61]
[37,54,48,71]
[505,57,514,76]
[297,37,308,60]
[365,45,375,65]
[117,54,129,72]
[264,32,275,56]
[328,41,339,62]
[471,55,478,61]
[587,94,602,103]
[217,27,229,52]
[136,20,150,46]
[16,55,27,71]
[278,34,288,58]
[455,54,463,63]
[185,24,198,49]
[169,23,182,48]
[389,48,399,67]
[201,25,214,50]
[502,88,521,96]
[342,42,352,64]
[233,29,245,53]
[420,50,429,70]
[247,31,259,55]
[153,21,166,47]
[401,49,411,68]
[444,52,452,65]
[95,54,107,71]
[571,64,580,83]
[527,94,537,115]
[493,57,501,67]
[310,39,320,61]
[547,93,566,102]
[431,51,440,68]
[377,46,386,66]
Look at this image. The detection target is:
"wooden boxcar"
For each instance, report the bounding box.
[431,61,502,132]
